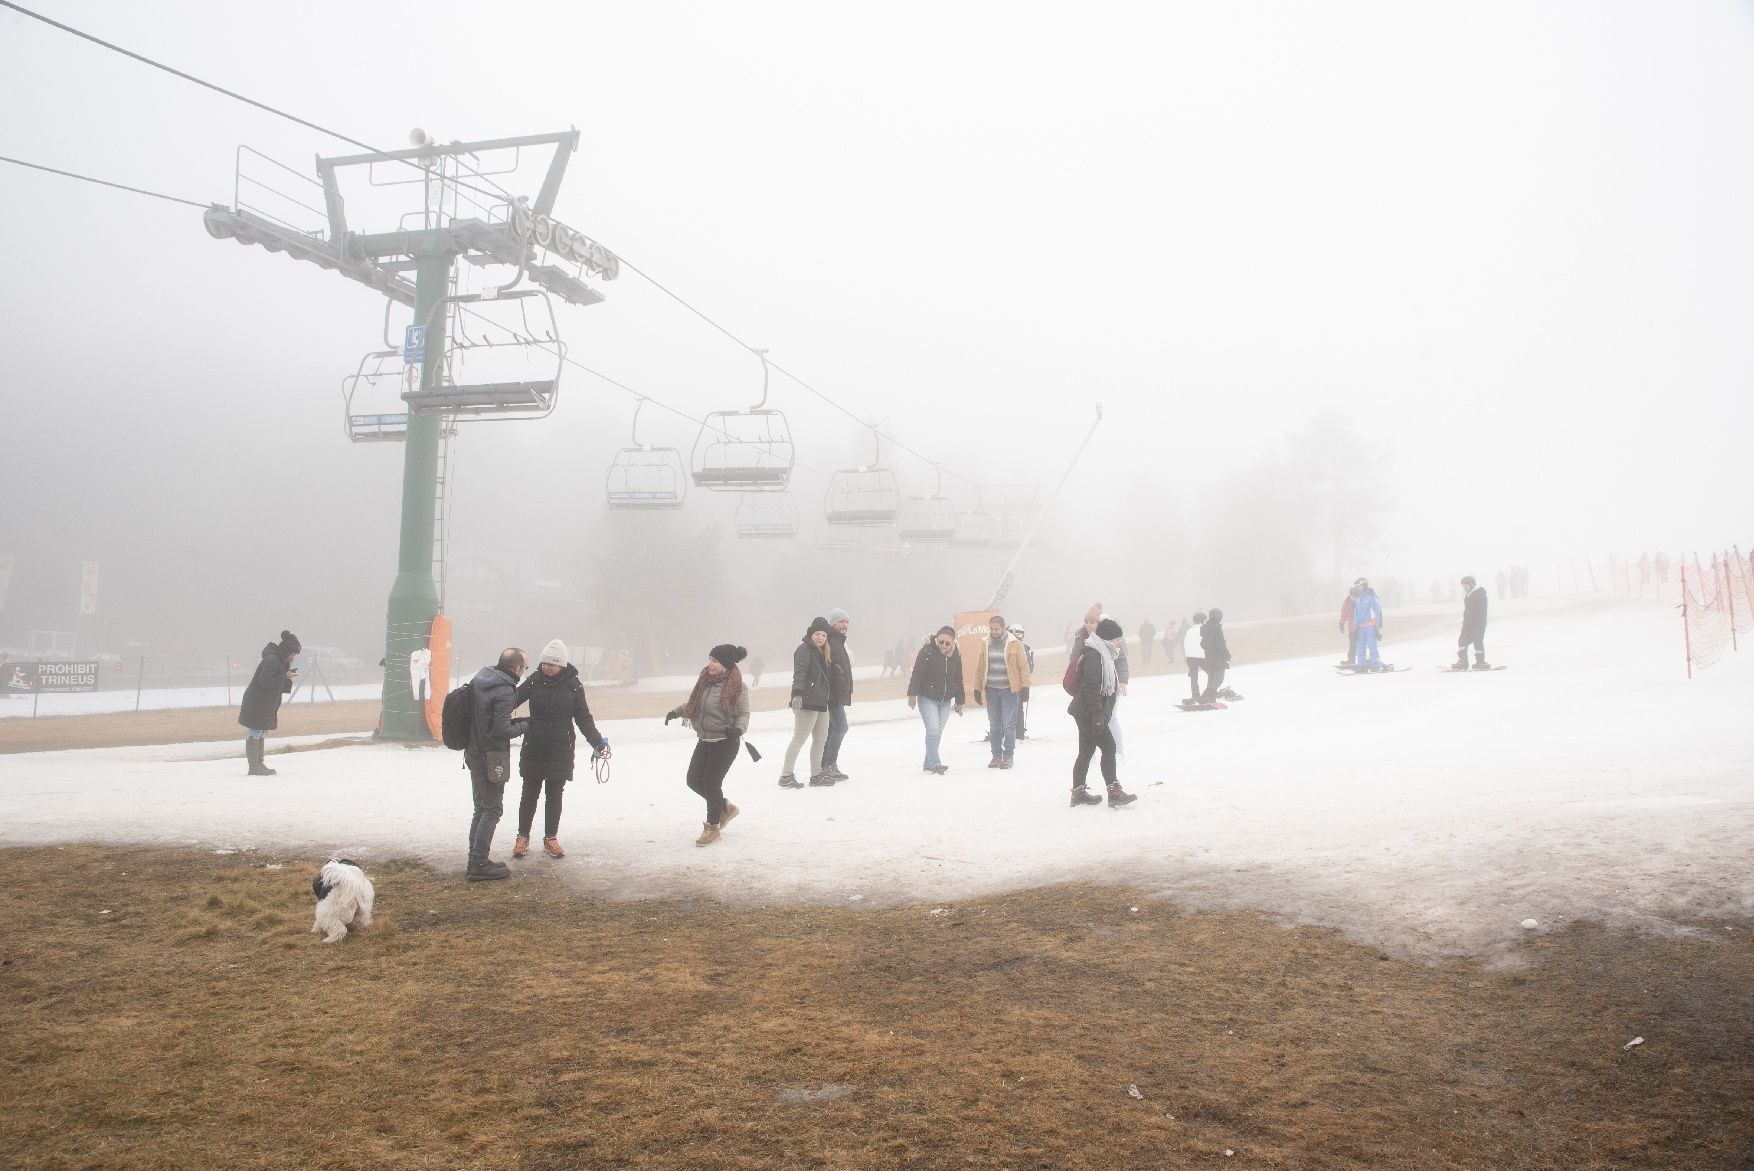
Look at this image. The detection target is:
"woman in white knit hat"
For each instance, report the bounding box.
[511,639,609,859]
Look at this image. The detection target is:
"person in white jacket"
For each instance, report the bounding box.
[1182,611,1208,703]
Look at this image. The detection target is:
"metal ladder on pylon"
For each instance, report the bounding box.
[433,418,454,613]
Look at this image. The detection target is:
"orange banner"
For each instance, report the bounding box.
[953,610,1001,700]
[424,614,453,740]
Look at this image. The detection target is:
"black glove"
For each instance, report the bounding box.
[973,690,983,706]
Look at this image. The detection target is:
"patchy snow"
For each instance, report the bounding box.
[3,595,1750,965]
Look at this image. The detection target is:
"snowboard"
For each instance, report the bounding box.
[1333,664,1408,674]
[1439,665,1507,672]
[1177,700,1228,712]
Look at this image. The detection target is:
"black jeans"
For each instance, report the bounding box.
[1072,715,1117,788]
[1201,662,1227,702]
[1185,656,1206,701]
[1347,628,1358,661]
[464,748,509,862]
[517,773,567,839]
[686,737,739,825]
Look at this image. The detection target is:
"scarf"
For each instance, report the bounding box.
[1084,634,1119,697]
[683,665,743,722]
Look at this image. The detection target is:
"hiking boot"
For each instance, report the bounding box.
[807,772,836,787]
[988,756,1003,769]
[998,757,1014,770]
[512,835,530,859]
[1453,655,1469,671]
[465,859,511,882]
[826,765,849,781]
[695,822,722,847]
[927,764,948,775]
[543,836,565,859]
[720,803,740,829]
[1106,784,1137,808]
[1070,787,1103,807]
[1472,660,1492,671]
[777,774,804,789]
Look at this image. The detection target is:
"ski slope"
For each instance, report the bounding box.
[3,595,1749,964]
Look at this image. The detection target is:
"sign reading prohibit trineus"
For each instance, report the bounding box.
[4,661,100,694]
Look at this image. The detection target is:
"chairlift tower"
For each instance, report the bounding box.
[203,129,616,739]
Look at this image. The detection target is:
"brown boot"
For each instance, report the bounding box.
[512,835,529,859]
[543,836,565,858]
[695,822,722,847]
[720,803,740,829]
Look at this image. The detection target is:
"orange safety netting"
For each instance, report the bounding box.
[1680,550,1750,674]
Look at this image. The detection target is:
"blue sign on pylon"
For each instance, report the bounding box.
[403,324,426,363]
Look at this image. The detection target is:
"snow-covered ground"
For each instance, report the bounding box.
[3,594,1749,966]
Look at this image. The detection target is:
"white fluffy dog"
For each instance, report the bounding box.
[310,858,374,943]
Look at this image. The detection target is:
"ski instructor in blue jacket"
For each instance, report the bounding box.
[1352,583,1385,671]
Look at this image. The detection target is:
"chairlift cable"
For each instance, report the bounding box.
[0,1,511,206]
[0,153,209,209]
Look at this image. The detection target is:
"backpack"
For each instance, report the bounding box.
[1061,648,1081,696]
[440,682,474,750]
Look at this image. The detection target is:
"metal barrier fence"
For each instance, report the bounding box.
[0,653,383,718]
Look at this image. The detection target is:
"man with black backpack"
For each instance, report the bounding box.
[461,648,530,882]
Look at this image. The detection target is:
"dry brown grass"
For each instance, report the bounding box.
[1,845,1748,1170]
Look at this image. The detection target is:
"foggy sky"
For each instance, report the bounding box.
[3,1,1751,661]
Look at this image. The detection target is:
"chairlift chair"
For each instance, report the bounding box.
[403,289,563,421]
[341,349,410,443]
[735,492,798,539]
[815,525,865,553]
[824,425,900,527]
[897,464,956,541]
[605,400,687,510]
[692,349,795,491]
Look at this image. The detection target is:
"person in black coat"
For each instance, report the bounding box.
[512,639,608,860]
[906,625,965,774]
[1198,608,1232,703]
[822,608,855,780]
[780,618,836,788]
[1456,576,1490,669]
[1068,618,1136,808]
[463,648,530,881]
[237,630,300,776]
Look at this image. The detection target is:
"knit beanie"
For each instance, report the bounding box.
[709,644,747,668]
[278,630,302,655]
[1095,618,1123,640]
[1082,602,1104,625]
[808,616,832,637]
[539,638,569,667]
[829,608,850,624]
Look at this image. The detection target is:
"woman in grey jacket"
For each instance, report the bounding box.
[665,644,751,846]
[779,617,836,788]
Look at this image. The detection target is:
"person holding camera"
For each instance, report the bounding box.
[238,629,300,777]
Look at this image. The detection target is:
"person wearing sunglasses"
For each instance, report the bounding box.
[906,625,965,774]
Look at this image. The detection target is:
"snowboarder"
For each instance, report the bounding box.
[238,629,300,776]
[511,639,609,861]
[906,625,964,774]
[1183,611,1207,704]
[664,644,749,846]
[1199,609,1233,703]
[1339,581,1363,665]
[1137,618,1156,667]
[1351,583,1384,670]
[1456,576,1490,669]
[1067,617,1136,808]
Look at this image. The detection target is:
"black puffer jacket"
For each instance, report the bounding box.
[1200,618,1231,665]
[1462,586,1489,638]
[515,664,604,780]
[906,640,965,705]
[827,629,853,705]
[237,643,293,730]
[791,638,834,712]
[1067,645,1118,725]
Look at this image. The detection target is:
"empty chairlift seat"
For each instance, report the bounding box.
[824,467,901,527]
[736,492,798,539]
[691,409,795,491]
[605,447,687,509]
[897,494,956,541]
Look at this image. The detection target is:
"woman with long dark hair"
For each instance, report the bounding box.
[664,644,750,846]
